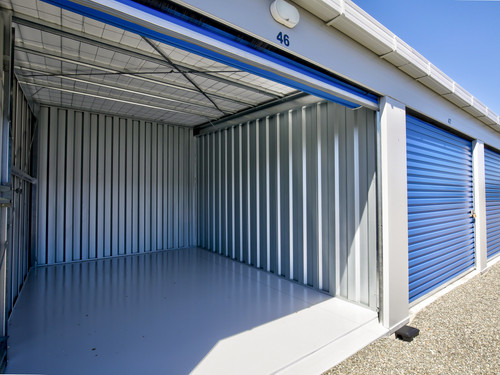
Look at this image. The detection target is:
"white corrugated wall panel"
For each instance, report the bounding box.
[36,107,195,264]
[7,79,35,315]
[197,101,377,309]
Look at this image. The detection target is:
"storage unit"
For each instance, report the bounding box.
[36,108,195,264]
[0,0,383,373]
[406,115,475,303]
[36,98,378,308]
[485,147,500,259]
[0,0,499,373]
[6,78,35,317]
[197,100,377,307]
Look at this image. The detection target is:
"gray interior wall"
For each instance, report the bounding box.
[7,79,34,314]
[36,107,195,265]
[0,10,11,337]
[197,101,378,308]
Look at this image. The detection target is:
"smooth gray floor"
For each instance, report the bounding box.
[6,248,331,375]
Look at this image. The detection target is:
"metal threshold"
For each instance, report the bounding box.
[6,248,386,374]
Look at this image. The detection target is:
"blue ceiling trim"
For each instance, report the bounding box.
[41,0,378,109]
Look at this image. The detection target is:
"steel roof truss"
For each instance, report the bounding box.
[15,44,258,107]
[13,13,282,98]
[16,65,231,117]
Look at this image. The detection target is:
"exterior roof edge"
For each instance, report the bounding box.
[291,0,500,128]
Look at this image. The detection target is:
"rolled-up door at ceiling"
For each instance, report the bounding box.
[485,148,500,259]
[44,0,378,110]
[406,115,475,303]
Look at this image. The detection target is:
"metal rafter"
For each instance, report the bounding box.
[13,13,283,98]
[19,80,210,122]
[16,65,229,117]
[21,69,242,77]
[143,36,227,116]
[15,44,256,107]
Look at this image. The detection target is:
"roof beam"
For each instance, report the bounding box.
[143,36,227,116]
[194,92,312,136]
[16,65,223,119]
[15,44,256,107]
[13,13,282,98]
[19,80,210,121]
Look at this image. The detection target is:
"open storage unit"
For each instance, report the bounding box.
[2,0,500,374]
[196,100,377,306]
[34,96,378,304]
[0,0,383,373]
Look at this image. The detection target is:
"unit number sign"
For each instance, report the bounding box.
[276,32,290,46]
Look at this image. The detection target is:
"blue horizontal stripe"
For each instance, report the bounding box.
[408,214,474,231]
[485,148,500,258]
[408,219,474,239]
[406,140,473,163]
[409,231,474,255]
[41,0,377,109]
[409,259,474,302]
[406,115,474,302]
[406,116,471,147]
[409,247,474,281]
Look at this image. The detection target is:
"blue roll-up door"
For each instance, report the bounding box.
[485,148,500,259]
[406,116,475,303]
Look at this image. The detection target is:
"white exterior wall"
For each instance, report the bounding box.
[175,0,500,148]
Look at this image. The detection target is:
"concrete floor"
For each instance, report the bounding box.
[6,248,386,375]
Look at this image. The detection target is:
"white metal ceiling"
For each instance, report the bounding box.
[0,0,298,126]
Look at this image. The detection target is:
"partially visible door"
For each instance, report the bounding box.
[406,115,475,303]
[484,147,500,259]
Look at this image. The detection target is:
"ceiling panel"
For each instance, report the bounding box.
[1,0,298,126]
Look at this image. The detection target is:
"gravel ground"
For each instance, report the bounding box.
[324,261,500,375]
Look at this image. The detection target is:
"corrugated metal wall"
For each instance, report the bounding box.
[406,116,475,303]
[0,14,11,340]
[485,147,500,259]
[197,101,378,308]
[7,79,35,314]
[37,107,195,265]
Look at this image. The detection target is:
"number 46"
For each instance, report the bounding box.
[276,32,290,47]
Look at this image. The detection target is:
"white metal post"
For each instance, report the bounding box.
[472,140,487,272]
[379,97,409,330]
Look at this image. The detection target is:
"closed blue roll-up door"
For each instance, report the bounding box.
[406,116,475,303]
[485,148,500,259]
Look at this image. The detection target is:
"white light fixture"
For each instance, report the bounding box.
[270,0,300,29]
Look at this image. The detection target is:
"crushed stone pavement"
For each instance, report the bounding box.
[323,260,500,375]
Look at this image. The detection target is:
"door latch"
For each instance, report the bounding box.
[470,210,477,219]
